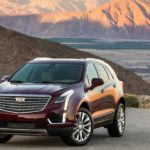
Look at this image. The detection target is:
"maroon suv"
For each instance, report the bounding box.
[0,58,125,146]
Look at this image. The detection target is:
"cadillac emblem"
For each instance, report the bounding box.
[16,97,25,102]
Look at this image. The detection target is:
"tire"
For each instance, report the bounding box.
[0,134,13,143]
[61,108,93,146]
[107,103,125,137]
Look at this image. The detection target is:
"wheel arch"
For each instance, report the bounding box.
[118,97,126,108]
[79,102,90,112]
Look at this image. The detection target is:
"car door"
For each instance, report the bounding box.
[95,64,117,115]
[85,63,115,125]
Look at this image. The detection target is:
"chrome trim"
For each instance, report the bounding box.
[0,94,51,114]
[0,94,50,97]
[47,118,66,125]
[47,118,52,124]
[93,110,115,119]
[0,128,48,136]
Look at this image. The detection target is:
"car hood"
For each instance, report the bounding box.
[0,81,70,95]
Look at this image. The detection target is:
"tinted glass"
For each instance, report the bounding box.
[103,65,114,80]
[9,63,83,84]
[86,63,98,86]
[95,64,109,82]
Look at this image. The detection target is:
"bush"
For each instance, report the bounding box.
[125,94,139,108]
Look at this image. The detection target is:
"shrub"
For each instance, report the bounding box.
[125,94,139,108]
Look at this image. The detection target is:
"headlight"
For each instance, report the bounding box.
[55,90,74,109]
[55,90,74,123]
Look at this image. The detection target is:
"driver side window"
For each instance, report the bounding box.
[86,63,98,87]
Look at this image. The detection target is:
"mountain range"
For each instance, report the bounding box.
[0,0,150,39]
[0,0,109,15]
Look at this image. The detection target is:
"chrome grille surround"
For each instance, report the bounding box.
[0,94,51,114]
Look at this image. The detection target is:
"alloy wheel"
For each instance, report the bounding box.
[72,112,92,143]
[117,105,125,134]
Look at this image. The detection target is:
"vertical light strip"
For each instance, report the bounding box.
[62,90,74,123]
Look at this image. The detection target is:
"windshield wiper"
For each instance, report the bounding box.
[10,80,25,83]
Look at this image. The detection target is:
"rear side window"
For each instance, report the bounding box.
[103,65,114,80]
[86,63,98,86]
[95,64,109,82]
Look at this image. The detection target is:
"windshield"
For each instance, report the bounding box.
[9,63,84,84]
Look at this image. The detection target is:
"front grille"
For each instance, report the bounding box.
[0,94,51,113]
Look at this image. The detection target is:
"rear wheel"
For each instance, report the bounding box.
[107,103,125,137]
[61,108,93,146]
[0,134,13,143]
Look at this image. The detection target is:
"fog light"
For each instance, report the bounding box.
[47,113,64,124]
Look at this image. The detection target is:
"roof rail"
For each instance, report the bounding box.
[33,57,52,61]
[86,58,105,63]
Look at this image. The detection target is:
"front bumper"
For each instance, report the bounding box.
[0,128,48,136]
[0,126,73,136]
[0,91,78,136]
[0,109,74,136]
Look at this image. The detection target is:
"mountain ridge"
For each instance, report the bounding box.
[0,0,107,15]
[0,0,149,39]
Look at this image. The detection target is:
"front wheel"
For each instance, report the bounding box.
[107,103,125,137]
[0,134,13,143]
[61,108,93,146]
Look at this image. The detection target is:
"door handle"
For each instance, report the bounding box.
[101,89,105,93]
[113,84,116,88]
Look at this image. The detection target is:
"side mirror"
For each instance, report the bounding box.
[85,78,104,91]
[91,78,104,88]
[1,75,10,82]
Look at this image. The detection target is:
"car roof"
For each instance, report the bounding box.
[30,58,85,63]
[29,57,105,65]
